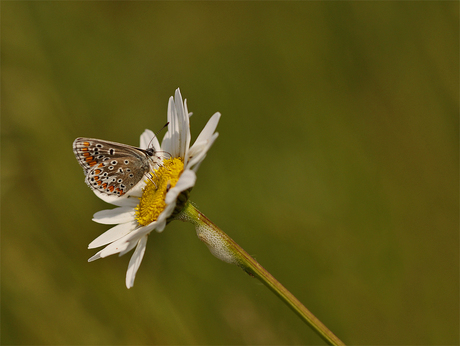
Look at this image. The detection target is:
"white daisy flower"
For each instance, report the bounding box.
[87,89,220,288]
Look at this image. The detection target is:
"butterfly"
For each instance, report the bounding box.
[73,138,161,197]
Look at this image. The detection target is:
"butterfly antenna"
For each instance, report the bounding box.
[147,122,169,149]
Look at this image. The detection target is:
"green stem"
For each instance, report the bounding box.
[178,201,345,346]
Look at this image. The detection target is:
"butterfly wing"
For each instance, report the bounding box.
[73,138,153,196]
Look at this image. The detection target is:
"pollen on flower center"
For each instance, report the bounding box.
[135,158,184,226]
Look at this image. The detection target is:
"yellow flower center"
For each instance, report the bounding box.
[135,158,184,226]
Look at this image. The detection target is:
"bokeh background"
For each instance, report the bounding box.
[2,2,458,345]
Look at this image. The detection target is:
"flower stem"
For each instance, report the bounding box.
[178,201,345,346]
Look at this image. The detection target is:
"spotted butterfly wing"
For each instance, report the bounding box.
[73,138,157,196]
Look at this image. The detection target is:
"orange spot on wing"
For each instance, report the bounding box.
[83,142,90,146]
[81,147,88,151]
[108,186,115,192]
[85,156,94,162]
[94,169,101,174]
[97,180,102,186]
[89,161,97,167]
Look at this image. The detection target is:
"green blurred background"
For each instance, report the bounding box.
[2,2,458,345]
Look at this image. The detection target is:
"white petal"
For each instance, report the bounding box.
[119,238,140,256]
[92,190,133,207]
[165,170,196,204]
[92,207,135,224]
[180,96,191,160]
[88,252,102,262]
[95,233,134,258]
[99,241,131,258]
[140,129,161,151]
[187,132,219,171]
[124,222,157,243]
[155,218,168,233]
[154,204,175,232]
[175,89,187,159]
[140,129,152,149]
[191,112,220,148]
[89,222,155,261]
[125,236,148,289]
[162,89,191,159]
[187,138,207,155]
[88,220,137,249]
[88,238,128,260]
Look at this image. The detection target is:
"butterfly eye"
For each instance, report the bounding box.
[145,148,155,156]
